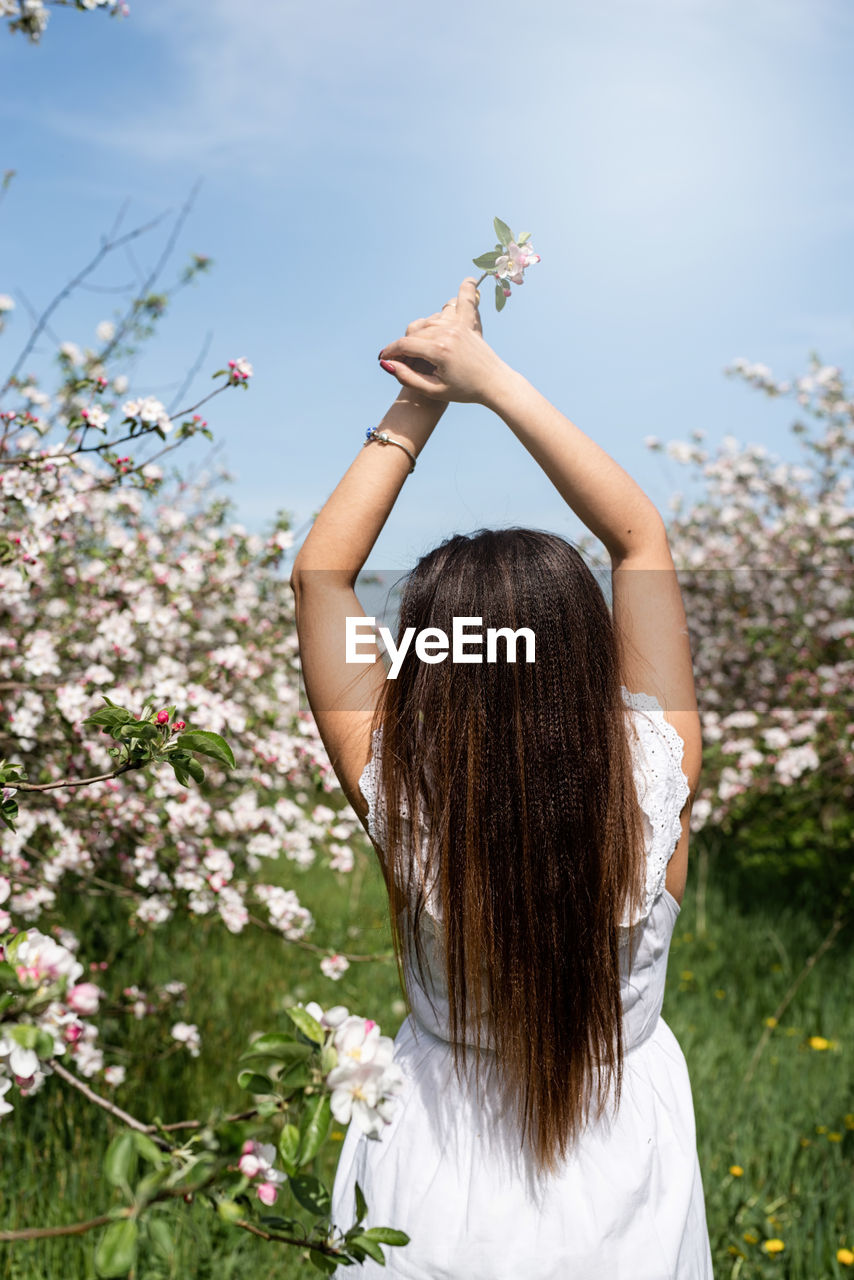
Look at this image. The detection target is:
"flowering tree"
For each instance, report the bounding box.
[576,354,853,898]
[0,188,409,1273]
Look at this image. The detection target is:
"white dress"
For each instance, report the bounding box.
[331,687,715,1278]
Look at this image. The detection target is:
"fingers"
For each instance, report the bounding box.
[456,277,480,324]
[381,359,447,399]
[379,335,439,363]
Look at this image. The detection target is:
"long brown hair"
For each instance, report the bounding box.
[370,528,646,1176]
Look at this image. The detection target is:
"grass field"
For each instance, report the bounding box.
[1,834,851,1279]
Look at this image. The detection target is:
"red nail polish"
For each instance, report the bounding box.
[379,359,396,373]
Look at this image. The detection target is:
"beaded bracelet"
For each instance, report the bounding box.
[363,425,417,473]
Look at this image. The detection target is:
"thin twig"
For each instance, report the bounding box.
[51,1060,172,1148]
[2,212,170,396]
[245,913,392,964]
[168,329,214,416]
[0,1212,114,1242]
[15,760,144,792]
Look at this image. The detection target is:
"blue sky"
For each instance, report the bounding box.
[2,0,853,569]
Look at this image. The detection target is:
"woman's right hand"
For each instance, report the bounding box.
[378,277,509,405]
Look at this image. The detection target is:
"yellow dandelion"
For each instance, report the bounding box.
[765,1016,778,1028]
[800,1137,812,1147]
[837,1248,854,1266]
[330,1131,345,1142]
[729,1165,744,1177]
[844,1113,854,1130]
[809,1035,830,1050]
[743,1232,759,1245]
[681,971,694,981]
[727,1245,744,1257]
[715,989,726,999]
[817,1125,828,1134]
[763,1239,785,1255]
[828,1132,842,1142]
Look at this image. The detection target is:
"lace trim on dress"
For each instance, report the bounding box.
[618,686,691,927]
[357,686,691,930]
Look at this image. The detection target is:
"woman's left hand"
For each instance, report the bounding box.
[380,278,503,404]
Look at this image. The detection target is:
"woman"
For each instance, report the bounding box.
[290,277,714,1277]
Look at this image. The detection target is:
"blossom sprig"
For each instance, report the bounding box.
[472,216,541,312]
[80,696,236,793]
[212,357,254,388]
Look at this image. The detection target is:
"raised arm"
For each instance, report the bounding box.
[289,383,445,821]
[379,281,702,902]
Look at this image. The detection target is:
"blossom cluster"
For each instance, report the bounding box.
[2,0,129,43]
[304,1002,405,1140]
[472,217,541,310]
[0,926,105,1109]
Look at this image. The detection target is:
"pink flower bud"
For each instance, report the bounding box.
[239,1153,261,1178]
[172,720,186,733]
[156,710,170,725]
[64,1022,83,1044]
[241,1139,255,1155]
[257,1182,278,1206]
[68,982,101,1016]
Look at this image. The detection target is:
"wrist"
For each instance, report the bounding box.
[381,390,446,451]
[479,361,528,416]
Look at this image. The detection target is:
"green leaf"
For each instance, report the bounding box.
[278,1062,312,1090]
[493,217,513,246]
[10,1023,40,1050]
[133,1132,166,1167]
[516,230,531,244]
[471,252,501,269]
[94,1218,138,1278]
[307,1251,338,1274]
[349,1234,386,1264]
[170,763,190,787]
[237,1069,275,1094]
[495,282,506,312]
[285,1005,324,1045]
[84,707,134,729]
[279,1123,300,1174]
[133,1168,171,1207]
[363,1227,410,1246]
[147,1217,174,1260]
[240,1033,310,1061]
[297,1093,332,1167]
[259,1214,303,1232]
[186,757,205,784]
[104,1132,137,1189]
[0,960,16,984]
[289,1173,331,1217]
[36,1028,55,1059]
[174,730,235,769]
[354,1180,368,1227]
[217,1199,244,1224]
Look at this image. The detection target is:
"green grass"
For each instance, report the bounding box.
[1,840,851,1279]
